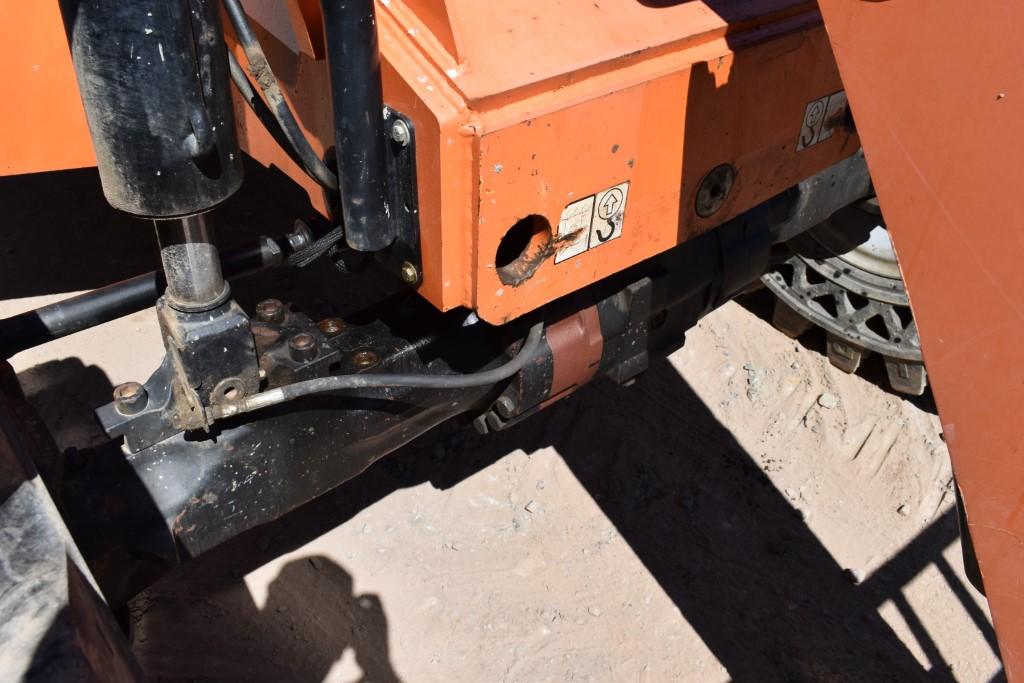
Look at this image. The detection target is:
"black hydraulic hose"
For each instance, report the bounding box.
[0,237,282,359]
[209,322,546,421]
[227,52,309,177]
[222,0,338,190]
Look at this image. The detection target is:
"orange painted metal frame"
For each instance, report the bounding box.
[2,1,857,325]
[818,1,1024,676]
[0,2,95,174]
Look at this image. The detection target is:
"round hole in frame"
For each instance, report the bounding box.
[495,215,553,286]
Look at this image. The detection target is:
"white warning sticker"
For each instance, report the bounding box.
[797,91,848,151]
[555,182,630,264]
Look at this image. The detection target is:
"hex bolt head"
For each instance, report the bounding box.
[288,332,318,362]
[495,395,518,419]
[113,382,148,415]
[286,220,313,251]
[256,298,285,324]
[400,261,420,285]
[390,119,411,147]
[318,318,344,337]
[352,350,379,369]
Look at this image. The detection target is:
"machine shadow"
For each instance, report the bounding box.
[12,358,405,682]
[0,158,313,299]
[151,356,997,681]
[477,364,969,681]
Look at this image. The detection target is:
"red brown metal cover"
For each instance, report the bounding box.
[818,1,1024,675]
[542,306,604,408]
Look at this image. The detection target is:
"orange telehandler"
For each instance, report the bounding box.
[0,0,1019,678]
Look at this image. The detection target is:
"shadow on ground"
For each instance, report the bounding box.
[118,360,999,682]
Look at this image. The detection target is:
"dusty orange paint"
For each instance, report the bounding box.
[817,1,1024,675]
[3,1,856,324]
[0,1,95,175]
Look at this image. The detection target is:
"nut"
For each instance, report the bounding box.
[287,220,313,251]
[113,382,148,415]
[255,298,285,324]
[352,350,379,369]
[495,395,518,419]
[318,318,344,336]
[288,332,318,362]
[400,261,420,285]
[390,119,411,146]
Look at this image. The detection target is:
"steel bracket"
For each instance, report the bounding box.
[377,107,423,286]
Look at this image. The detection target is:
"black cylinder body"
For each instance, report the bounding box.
[61,0,242,217]
[320,0,394,251]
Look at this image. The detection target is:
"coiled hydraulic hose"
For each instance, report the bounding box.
[208,323,546,421]
[222,0,338,190]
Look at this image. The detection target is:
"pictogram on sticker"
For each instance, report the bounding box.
[797,91,848,151]
[555,182,630,264]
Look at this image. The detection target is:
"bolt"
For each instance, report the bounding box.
[113,382,148,415]
[318,318,344,337]
[288,332,318,362]
[286,220,313,251]
[390,119,411,147]
[400,261,420,285]
[352,350,379,369]
[495,395,518,419]
[256,298,285,324]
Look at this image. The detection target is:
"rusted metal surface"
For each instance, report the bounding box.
[817,1,1024,675]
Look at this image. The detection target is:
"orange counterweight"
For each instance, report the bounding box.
[2,1,858,324]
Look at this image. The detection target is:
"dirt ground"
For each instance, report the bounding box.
[1,168,1005,681]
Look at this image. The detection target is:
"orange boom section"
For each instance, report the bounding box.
[2,1,858,323]
[817,1,1024,676]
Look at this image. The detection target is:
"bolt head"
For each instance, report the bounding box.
[318,318,344,336]
[495,395,518,419]
[287,220,313,251]
[400,261,420,285]
[288,333,318,362]
[390,120,411,146]
[352,350,379,369]
[256,298,285,324]
[113,382,148,415]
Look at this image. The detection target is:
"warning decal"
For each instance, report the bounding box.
[555,182,630,264]
[797,91,848,151]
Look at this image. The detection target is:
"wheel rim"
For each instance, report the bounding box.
[761,199,927,395]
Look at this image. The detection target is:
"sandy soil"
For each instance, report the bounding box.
[1,169,1004,681]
